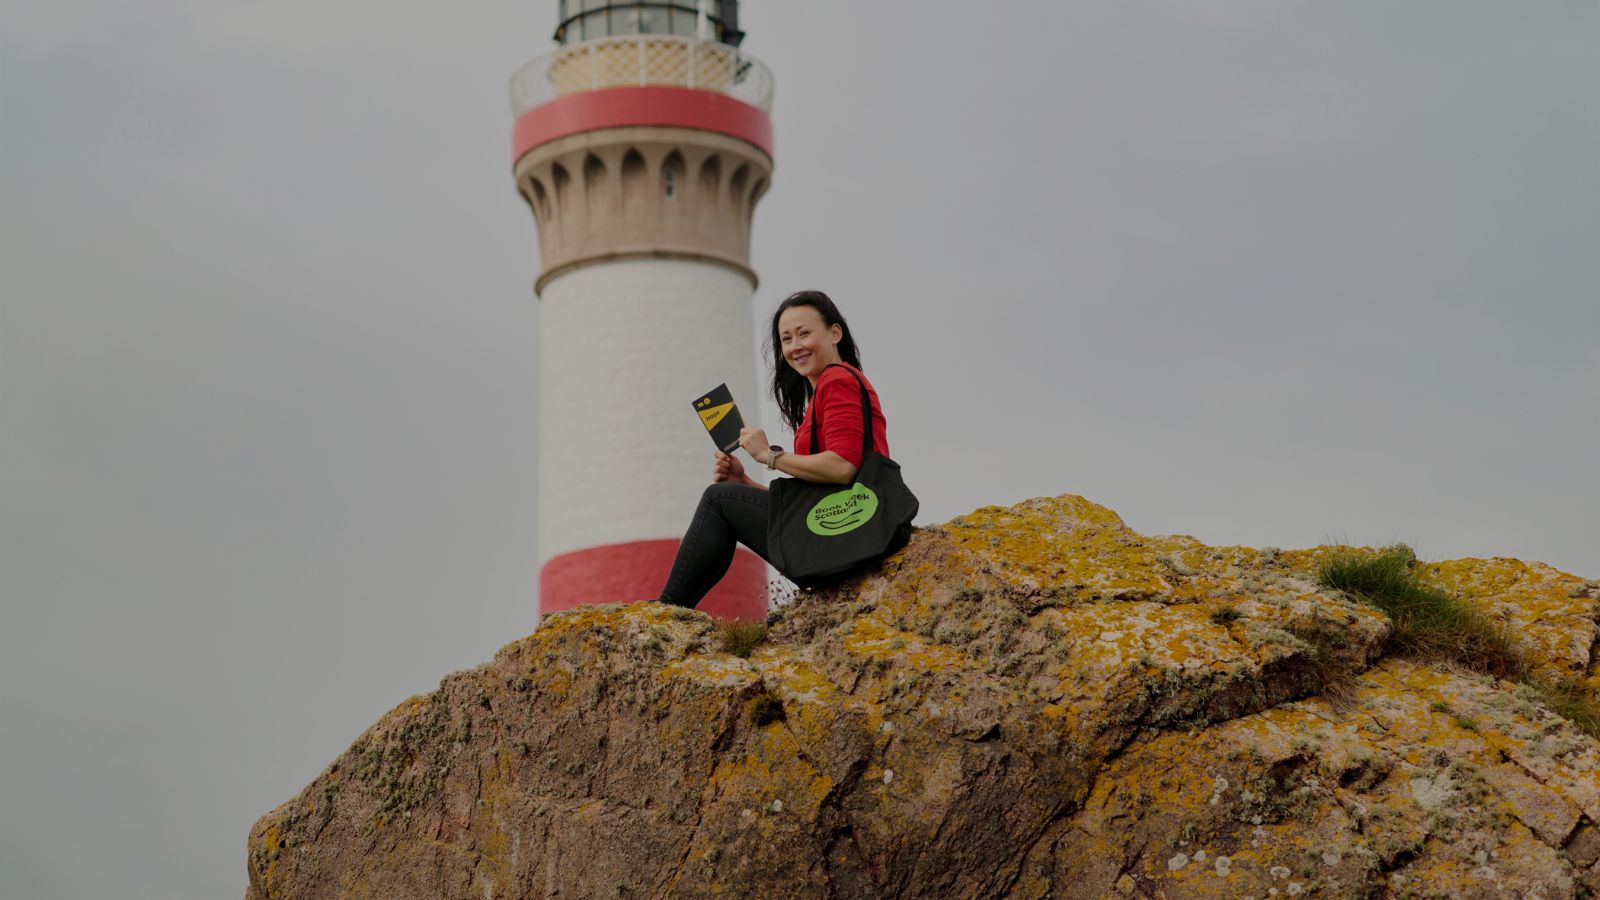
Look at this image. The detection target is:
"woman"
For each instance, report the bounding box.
[654,290,892,609]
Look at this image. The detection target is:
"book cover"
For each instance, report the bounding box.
[692,383,745,453]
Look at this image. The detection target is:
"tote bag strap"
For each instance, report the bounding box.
[807,363,875,461]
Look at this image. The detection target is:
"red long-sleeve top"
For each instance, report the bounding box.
[792,363,891,468]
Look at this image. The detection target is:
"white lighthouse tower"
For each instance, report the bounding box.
[509,2,774,620]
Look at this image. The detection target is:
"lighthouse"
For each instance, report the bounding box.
[509,2,774,621]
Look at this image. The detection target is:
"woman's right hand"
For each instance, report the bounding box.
[712,449,747,483]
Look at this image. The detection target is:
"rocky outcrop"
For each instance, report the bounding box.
[246,495,1600,898]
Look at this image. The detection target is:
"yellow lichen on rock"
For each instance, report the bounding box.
[943,496,1177,602]
[1424,557,1600,690]
[246,493,1599,900]
[1019,658,1594,897]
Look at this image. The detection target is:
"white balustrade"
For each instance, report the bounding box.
[510,35,775,118]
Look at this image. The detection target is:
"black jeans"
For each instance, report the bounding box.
[658,482,774,609]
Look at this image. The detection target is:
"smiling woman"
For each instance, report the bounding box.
[652,290,909,609]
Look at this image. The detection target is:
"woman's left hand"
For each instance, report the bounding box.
[738,426,771,464]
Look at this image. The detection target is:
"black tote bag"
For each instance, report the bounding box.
[767,365,919,582]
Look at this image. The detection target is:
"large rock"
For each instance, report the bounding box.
[246,495,1600,898]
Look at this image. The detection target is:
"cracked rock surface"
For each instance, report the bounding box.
[245,495,1600,899]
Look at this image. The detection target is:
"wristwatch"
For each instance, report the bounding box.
[766,445,785,470]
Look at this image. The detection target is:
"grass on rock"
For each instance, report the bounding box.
[749,692,785,727]
[1317,546,1598,739]
[1534,676,1600,738]
[717,618,770,659]
[1209,605,1243,626]
[1318,546,1522,678]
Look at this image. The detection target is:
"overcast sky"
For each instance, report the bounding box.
[3,2,1597,896]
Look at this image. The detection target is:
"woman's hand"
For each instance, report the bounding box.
[738,426,771,464]
[712,449,747,483]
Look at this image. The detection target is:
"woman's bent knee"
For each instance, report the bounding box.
[701,482,761,505]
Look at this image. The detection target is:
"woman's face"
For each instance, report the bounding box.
[778,305,842,383]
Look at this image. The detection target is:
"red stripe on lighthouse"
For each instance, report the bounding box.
[513,86,774,163]
[540,539,768,620]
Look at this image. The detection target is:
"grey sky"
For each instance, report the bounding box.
[2,2,1596,896]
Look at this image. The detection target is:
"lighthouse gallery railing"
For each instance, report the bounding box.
[510,34,775,118]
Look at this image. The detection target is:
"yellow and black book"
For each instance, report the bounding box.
[691,383,745,453]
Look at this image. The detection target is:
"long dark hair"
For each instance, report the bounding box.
[766,290,863,432]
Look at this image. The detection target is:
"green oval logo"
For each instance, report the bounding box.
[806,483,879,536]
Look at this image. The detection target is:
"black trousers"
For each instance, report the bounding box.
[658,482,774,609]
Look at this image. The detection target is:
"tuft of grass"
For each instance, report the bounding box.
[1210,605,1243,626]
[1318,548,1521,678]
[952,586,986,604]
[717,618,770,659]
[1528,676,1600,739]
[748,692,785,727]
[1319,547,1600,739]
